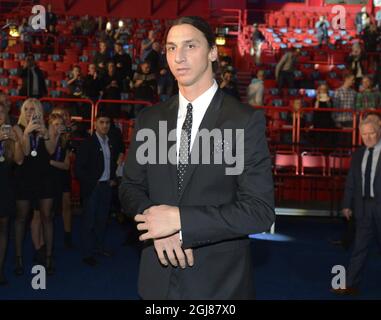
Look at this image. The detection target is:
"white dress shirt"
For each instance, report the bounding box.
[96,132,111,182]
[176,80,219,164]
[361,139,381,198]
[176,80,218,241]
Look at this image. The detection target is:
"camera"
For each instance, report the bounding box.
[1,124,11,135]
[63,126,73,133]
[32,113,41,124]
[58,123,75,134]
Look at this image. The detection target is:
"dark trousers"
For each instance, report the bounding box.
[347,199,381,287]
[278,70,295,91]
[82,182,112,257]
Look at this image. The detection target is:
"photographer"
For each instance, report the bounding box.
[50,108,74,249]
[67,65,84,98]
[13,98,58,276]
[18,53,47,98]
[83,64,102,102]
[0,101,23,285]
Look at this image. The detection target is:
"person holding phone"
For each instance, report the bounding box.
[313,84,335,148]
[13,98,58,276]
[50,107,75,248]
[0,102,24,285]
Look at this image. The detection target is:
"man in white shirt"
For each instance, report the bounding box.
[119,16,274,300]
[333,117,381,295]
[76,112,118,266]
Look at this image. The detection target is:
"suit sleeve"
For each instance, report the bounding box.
[180,109,275,248]
[119,111,154,217]
[342,152,357,210]
[75,139,90,182]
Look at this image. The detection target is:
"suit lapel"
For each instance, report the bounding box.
[357,148,365,187]
[178,89,225,201]
[374,147,381,180]
[164,96,180,200]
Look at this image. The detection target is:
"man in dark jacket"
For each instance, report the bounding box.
[332,117,381,296]
[113,41,132,86]
[18,53,47,98]
[75,111,118,266]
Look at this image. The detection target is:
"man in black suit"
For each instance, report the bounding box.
[18,53,47,98]
[333,117,381,295]
[119,16,275,300]
[76,111,118,266]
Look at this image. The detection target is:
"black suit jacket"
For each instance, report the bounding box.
[76,133,117,199]
[342,146,381,216]
[119,89,275,299]
[19,66,47,98]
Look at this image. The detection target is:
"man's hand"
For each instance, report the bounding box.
[134,79,144,87]
[135,205,181,241]
[109,179,117,187]
[154,233,194,269]
[342,208,352,220]
[24,121,41,135]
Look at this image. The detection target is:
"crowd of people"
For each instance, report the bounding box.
[247,8,381,148]
[0,91,127,284]
[1,5,381,296]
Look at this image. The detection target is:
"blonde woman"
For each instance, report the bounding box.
[13,98,58,276]
[49,109,74,248]
[0,101,23,285]
[313,84,335,147]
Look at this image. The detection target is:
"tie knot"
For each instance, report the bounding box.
[187,103,193,112]
[369,147,374,153]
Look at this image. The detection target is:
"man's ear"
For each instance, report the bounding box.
[209,45,218,63]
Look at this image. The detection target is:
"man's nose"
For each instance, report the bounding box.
[175,47,186,64]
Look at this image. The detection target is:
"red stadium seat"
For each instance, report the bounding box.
[301,152,326,176]
[268,13,276,26]
[276,15,288,28]
[38,61,56,73]
[274,151,299,175]
[48,71,65,82]
[55,62,73,73]
[3,60,20,69]
[78,62,90,73]
[299,16,310,28]
[328,153,351,176]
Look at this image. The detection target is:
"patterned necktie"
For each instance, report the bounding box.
[177,103,193,194]
[364,147,374,198]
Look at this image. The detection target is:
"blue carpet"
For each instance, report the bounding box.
[252,216,381,300]
[0,215,380,300]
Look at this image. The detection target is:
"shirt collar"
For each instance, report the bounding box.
[374,139,381,150]
[178,80,218,113]
[96,132,109,144]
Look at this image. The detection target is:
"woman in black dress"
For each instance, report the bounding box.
[52,107,77,249]
[0,102,24,285]
[48,111,72,248]
[13,98,58,275]
[313,84,335,149]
